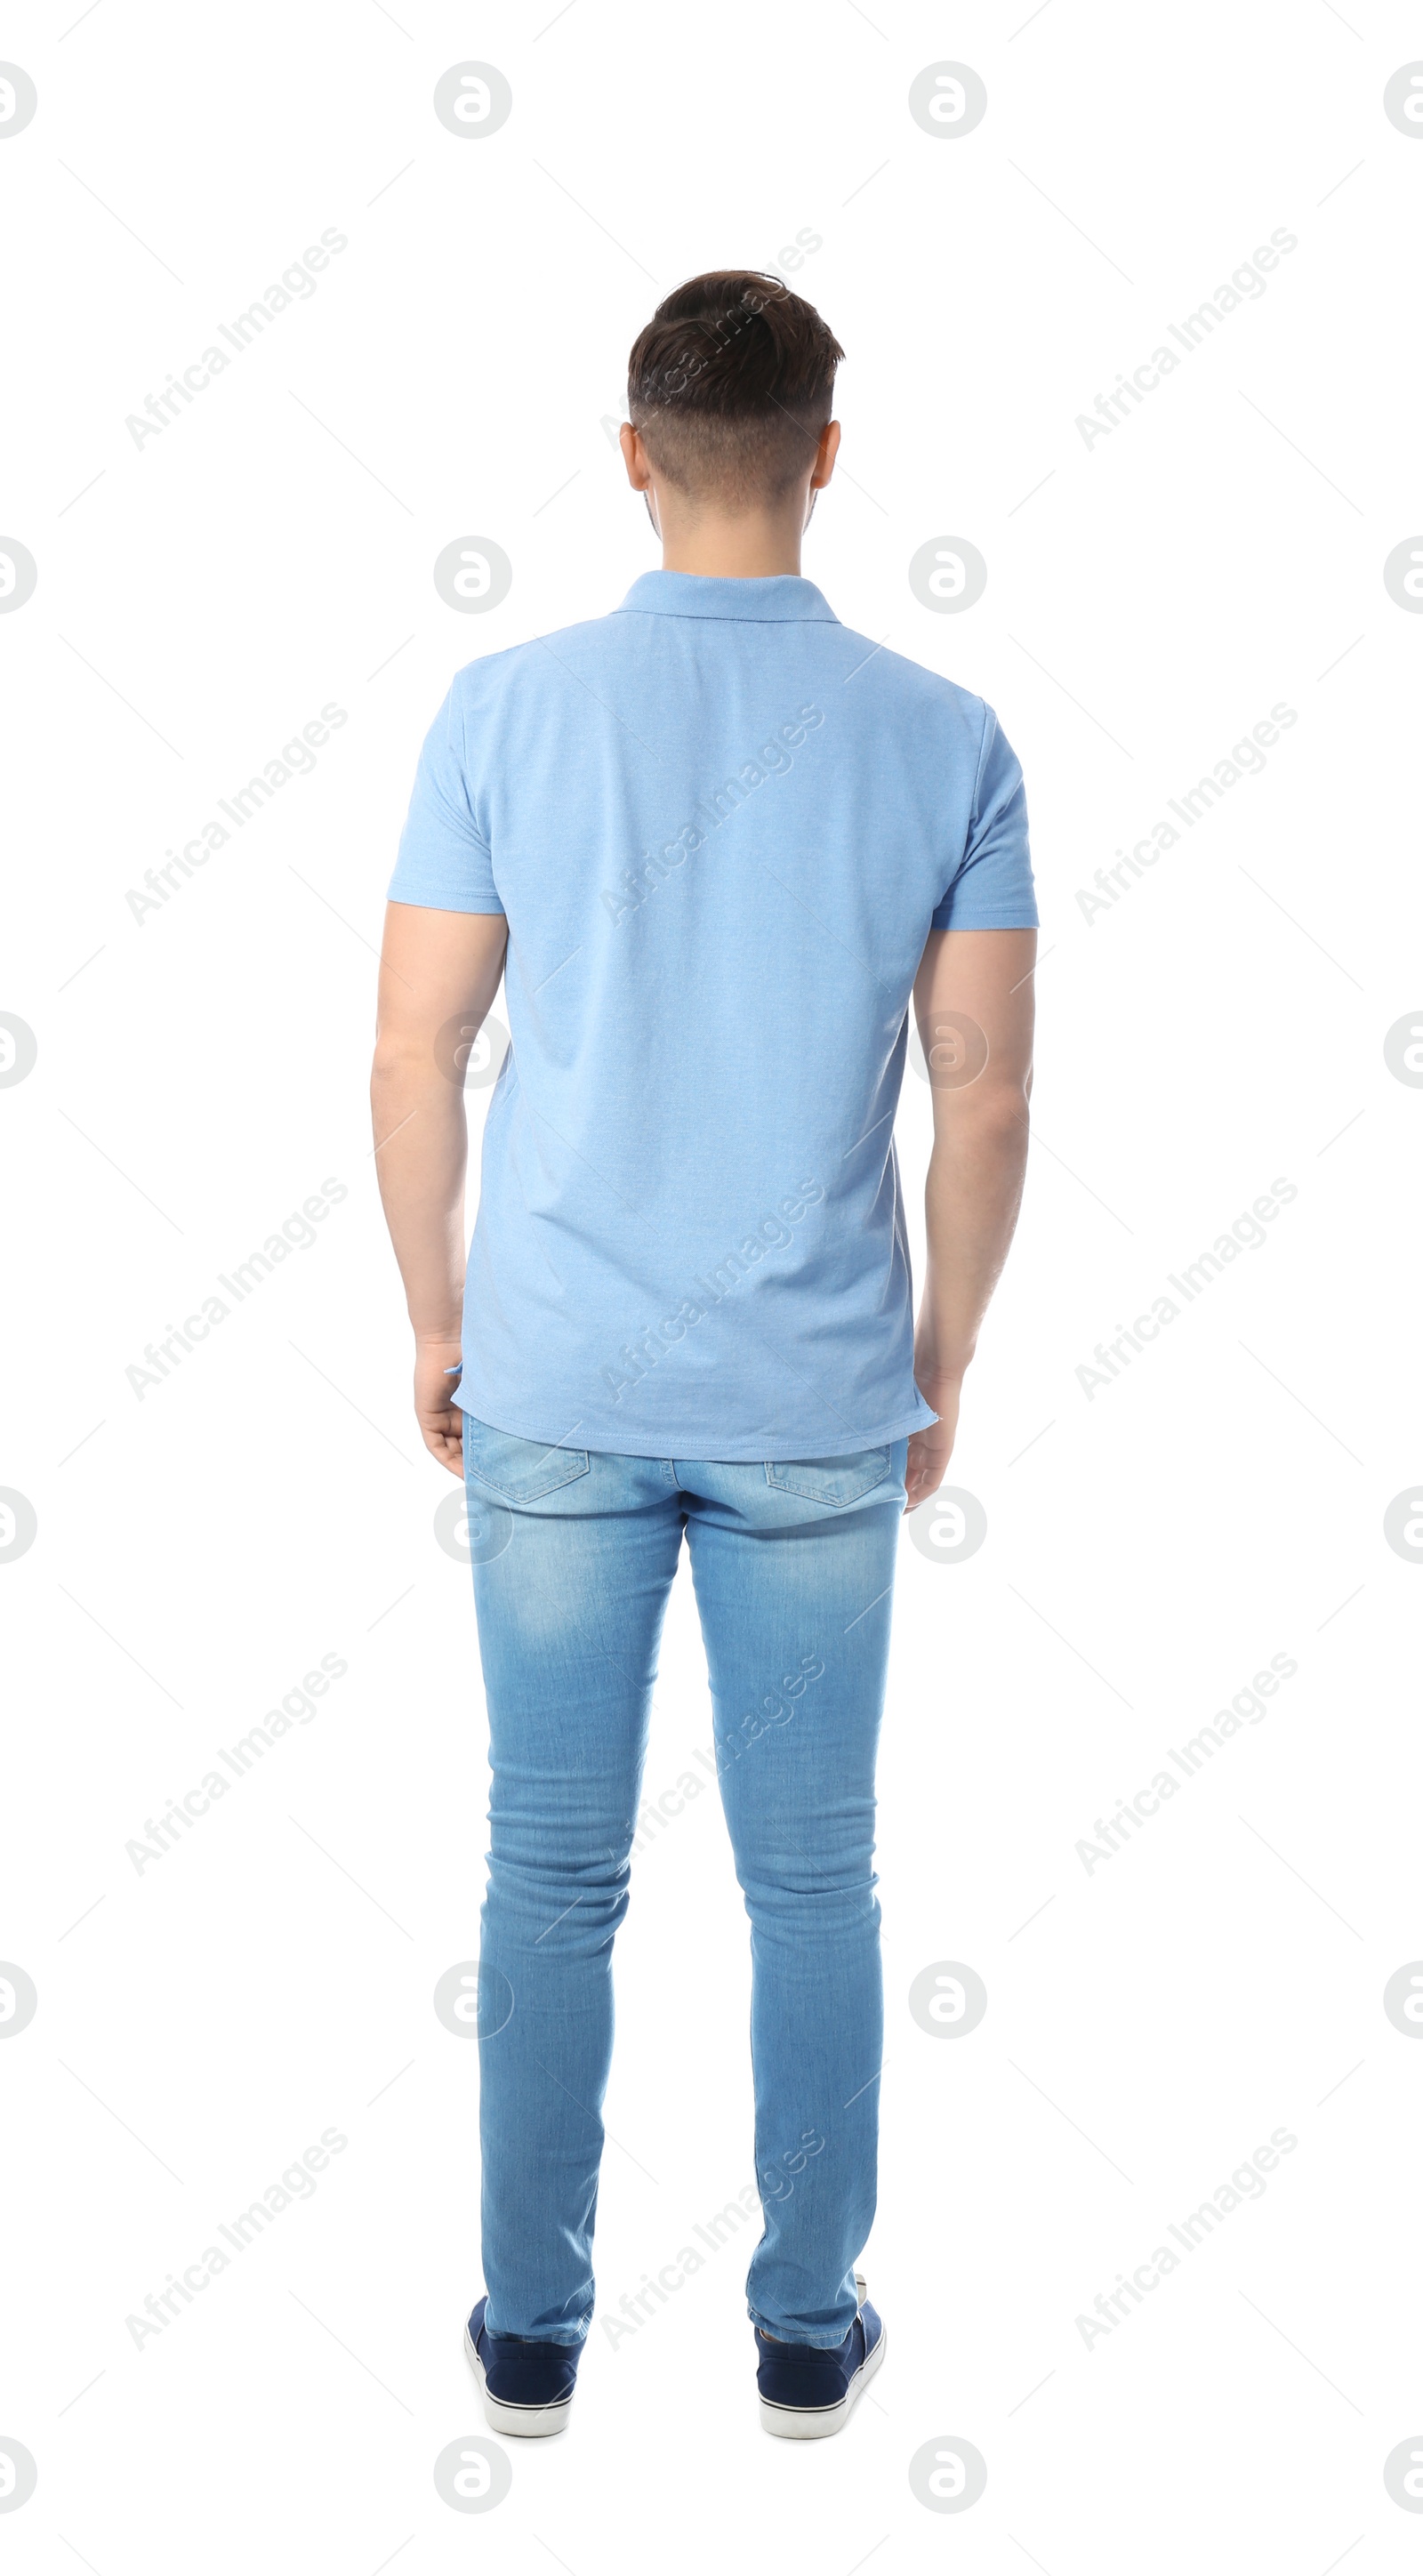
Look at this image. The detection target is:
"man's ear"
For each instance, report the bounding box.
[809,419,841,492]
[621,424,663,536]
[619,423,651,490]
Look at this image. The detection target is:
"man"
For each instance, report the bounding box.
[371,271,1035,2440]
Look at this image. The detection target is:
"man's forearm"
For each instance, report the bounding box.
[370,1055,469,1337]
[903,925,1034,1505]
[915,1095,1030,1387]
[369,905,508,1468]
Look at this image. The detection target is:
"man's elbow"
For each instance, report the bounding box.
[371,1030,437,1089]
[942,1075,1030,1134]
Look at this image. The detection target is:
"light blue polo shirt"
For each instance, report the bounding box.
[390,570,1035,1461]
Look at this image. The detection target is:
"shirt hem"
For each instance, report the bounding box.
[454,1391,937,1462]
[387,883,506,915]
[929,906,1040,931]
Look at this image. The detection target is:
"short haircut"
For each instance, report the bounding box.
[627,271,843,506]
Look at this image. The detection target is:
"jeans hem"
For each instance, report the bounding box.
[482,2312,590,2348]
[746,2301,854,2350]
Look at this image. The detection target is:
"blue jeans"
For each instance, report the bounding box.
[462,1417,908,2349]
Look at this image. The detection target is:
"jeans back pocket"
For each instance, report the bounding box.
[764,1449,892,1509]
[464,1418,591,1504]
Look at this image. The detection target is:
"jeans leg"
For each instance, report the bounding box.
[467,1436,681,2342]
[680,1445,905,2346]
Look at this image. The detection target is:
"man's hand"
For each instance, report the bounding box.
[415,1338,466,1474]
[905,1371,961,1510]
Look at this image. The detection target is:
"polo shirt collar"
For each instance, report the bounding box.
[615,569,839,624]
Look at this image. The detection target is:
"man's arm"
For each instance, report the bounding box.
[370,901,509,1473]
[905,926,1035,1509]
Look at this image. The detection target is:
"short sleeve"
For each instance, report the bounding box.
[387,683,504,914]
[931,704,1038,931]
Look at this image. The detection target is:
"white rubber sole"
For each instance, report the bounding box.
[462,2322,575,2438]
[759,2274,886,2441]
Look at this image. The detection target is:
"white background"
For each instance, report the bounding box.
[4,1,1422,2566]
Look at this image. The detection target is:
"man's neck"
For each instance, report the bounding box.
[658,519,805,580]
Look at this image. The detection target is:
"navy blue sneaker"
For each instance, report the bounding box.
[463,2297,581,2437]
[755,2271,886,2439]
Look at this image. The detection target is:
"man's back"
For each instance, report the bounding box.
[390,568,1034,1458]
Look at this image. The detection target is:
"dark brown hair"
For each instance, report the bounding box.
[627,271,843,505]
